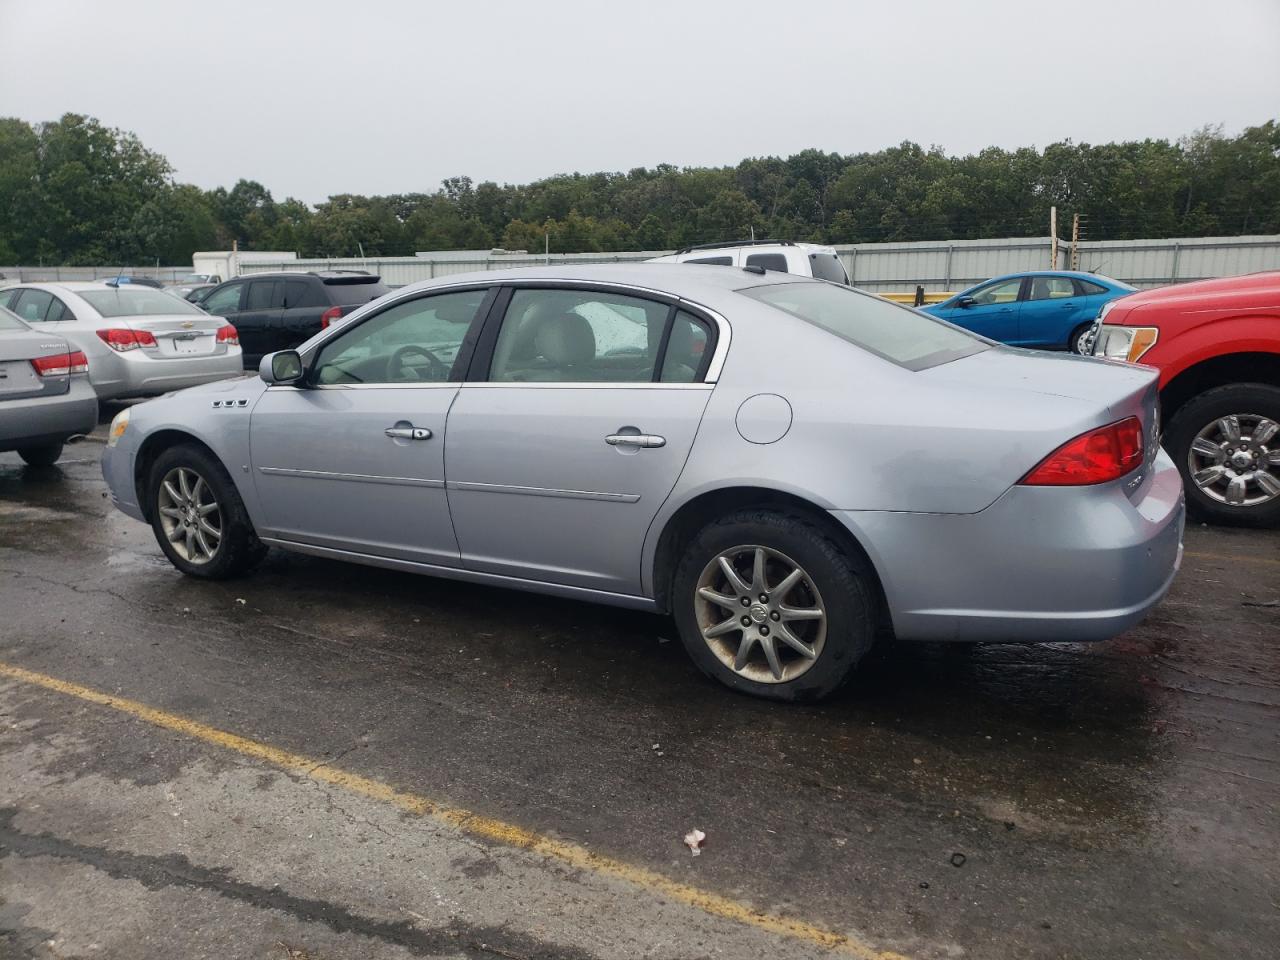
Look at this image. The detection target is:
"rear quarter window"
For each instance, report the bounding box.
[742,281,988,371]
[745,253,789,273]
[808,253,849,284]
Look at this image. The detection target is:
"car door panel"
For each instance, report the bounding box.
[249,385,461,565]
[445,384,711,592]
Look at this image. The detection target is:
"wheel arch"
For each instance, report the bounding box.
[133,429,224,521]
[647,484,889,625]
[1161,352,1280,425]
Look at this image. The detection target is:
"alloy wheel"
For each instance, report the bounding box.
[692,545,827,684]
[157,466,223,564]
[1187,413,1280,506]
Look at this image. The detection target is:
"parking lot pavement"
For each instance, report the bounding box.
[1,447,1277,960]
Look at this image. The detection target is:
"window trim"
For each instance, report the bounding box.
[294,278,731,386]
[467,281,720,387]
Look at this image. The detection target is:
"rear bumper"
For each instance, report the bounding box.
[0,379,98,452]
[834,449,1185,643]
[89,348,244,400]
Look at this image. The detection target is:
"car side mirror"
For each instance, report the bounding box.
[957,296,975,308]
[260,350,304,385]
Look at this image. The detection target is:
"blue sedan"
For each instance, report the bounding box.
[923,271,1135,353]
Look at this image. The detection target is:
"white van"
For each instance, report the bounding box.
[648,240,850,284]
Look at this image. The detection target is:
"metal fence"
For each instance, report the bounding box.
[5,234,1278,292]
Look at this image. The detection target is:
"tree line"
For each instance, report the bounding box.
[0,113,1276,266]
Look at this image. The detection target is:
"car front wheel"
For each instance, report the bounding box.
[672,510,875,701]
[1165,383,1280,528]
[147,444,267,578]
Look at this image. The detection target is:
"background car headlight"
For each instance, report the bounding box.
[107,408,130,447]
[1094,325,1159,363]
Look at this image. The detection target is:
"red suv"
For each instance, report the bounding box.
[1092,271,1280,527]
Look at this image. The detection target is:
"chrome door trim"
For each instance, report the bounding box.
[297,278,732,384]
[265,382,461,392]
[257,466,445,489]
[448,480,640,503]
[259,536,658,611]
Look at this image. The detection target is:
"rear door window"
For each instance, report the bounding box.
[246,280,281,310]
[1028,277,1076,300]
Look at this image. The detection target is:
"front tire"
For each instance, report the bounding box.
[1069,322,1094,355]
[147,444,267,578]
[17,442,63,467]
[671,510,875,702]
[1165,383,1280,528]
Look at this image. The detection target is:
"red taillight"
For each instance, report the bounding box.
[1020,417,1145,486]
[67,350,88,373]
[320,306,342,329]
[216,324,239,345]
[96,328,157,352]
[31,353,70,376]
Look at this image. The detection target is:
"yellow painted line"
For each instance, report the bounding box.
[1184,551,1280,567]
[0,661,906,960]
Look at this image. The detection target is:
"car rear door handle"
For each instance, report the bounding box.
[385,426,432,440]
[605,433,666,448]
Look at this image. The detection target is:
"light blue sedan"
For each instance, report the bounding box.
[923,271,1135,353]
[100,264,1182,702]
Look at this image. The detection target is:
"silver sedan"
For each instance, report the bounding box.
[0,306,97,465]
[1,282,243,400]
[101,264,1184,701]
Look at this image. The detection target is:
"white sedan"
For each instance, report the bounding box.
[0,282,243,399]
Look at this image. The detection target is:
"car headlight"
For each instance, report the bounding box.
[1093,325,1159,363]
[107,408,130,447]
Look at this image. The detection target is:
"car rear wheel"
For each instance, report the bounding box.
[672,510,875,701]
[147,444,267,578]
[17,442,63,467]
[1069,322,1094,355]
[1165,383,1280,528]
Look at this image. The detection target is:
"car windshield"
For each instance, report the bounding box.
[0,305,27,330]
[79,287,205,318]
[742,281,989,371]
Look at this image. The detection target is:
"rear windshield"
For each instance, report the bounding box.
[0,306,26,330]
[742,281,988,371]
[324,277,391,305]
[80,288,204,318]
[809,252,849,284]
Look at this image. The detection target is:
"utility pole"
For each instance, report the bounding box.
[1049,206,1058,269]
[1070,213,1081,271]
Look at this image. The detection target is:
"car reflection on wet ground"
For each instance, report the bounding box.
[0,436,1276,960]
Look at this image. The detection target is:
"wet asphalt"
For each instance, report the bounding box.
[0,422,1277,960]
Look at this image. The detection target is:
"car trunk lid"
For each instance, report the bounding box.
[0,329,73,400]
[120,313,227,359]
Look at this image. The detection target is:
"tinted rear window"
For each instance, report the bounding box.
[809,253,849,284]
[742,281,988,371]
[323,278,390,305]
[79,288,205,318]
[0,306,26,330]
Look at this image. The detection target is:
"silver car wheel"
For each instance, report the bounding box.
[1187,413,1280,506]
[1073,326,1093,355]
[157,466,223,564]
[693,545,827,684]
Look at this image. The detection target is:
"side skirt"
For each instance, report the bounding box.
[258,537,659,612]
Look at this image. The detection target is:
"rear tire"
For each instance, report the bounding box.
[671,510,875,702]
[147,443,268,578]
[1164,383,1280,529]
[1069,322,1093,355]
[17,442,63,467]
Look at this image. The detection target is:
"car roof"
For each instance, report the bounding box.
[983,270,1116,283]
[392,262,816,305]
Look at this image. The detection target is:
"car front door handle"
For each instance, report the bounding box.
[385,426,432,441]
[605,433,666,448]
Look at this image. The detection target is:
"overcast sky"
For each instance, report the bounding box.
[1,0,1277,204]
